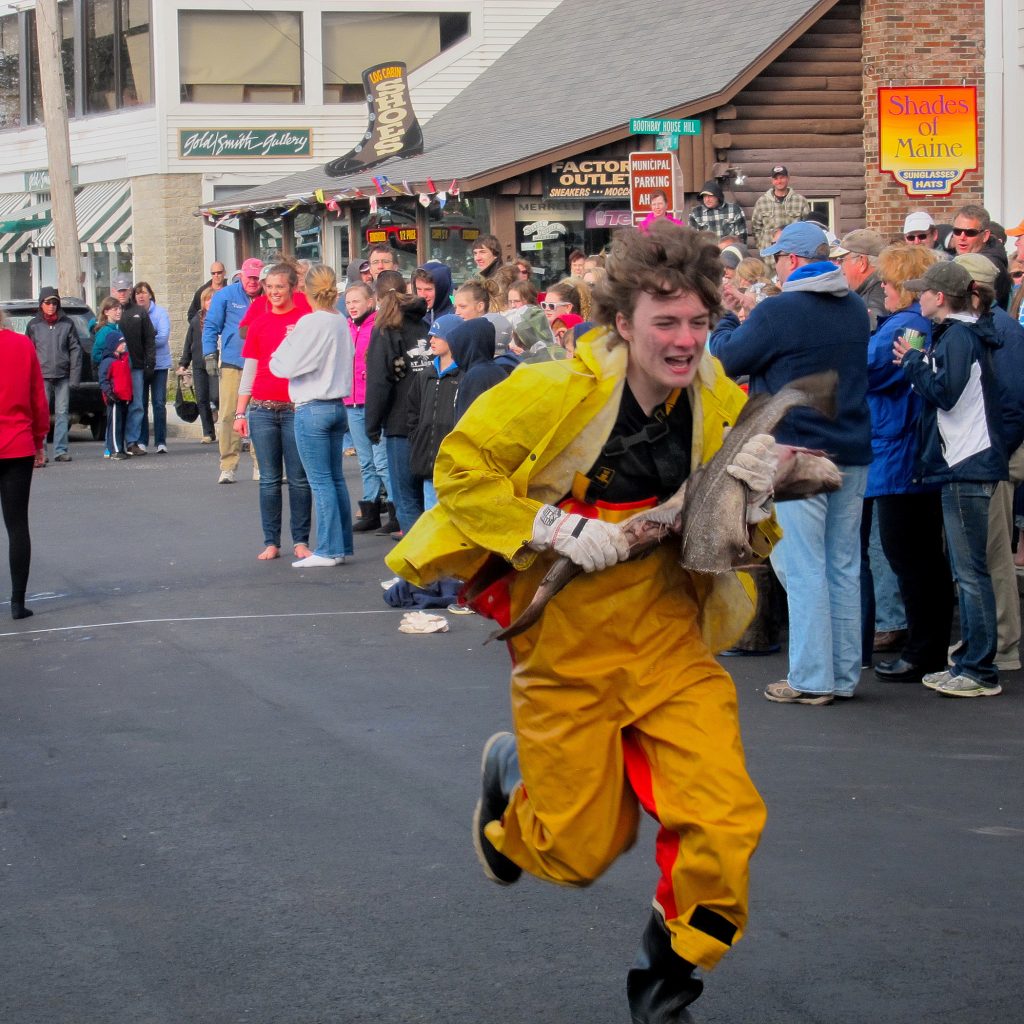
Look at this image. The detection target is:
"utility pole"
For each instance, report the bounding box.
[34,0,81,298]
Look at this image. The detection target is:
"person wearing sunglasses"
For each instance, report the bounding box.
[187,261,228,323]
[951,204,1012,310]
[902,210,943,252]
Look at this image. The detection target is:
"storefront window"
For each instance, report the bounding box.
[513,199,585,288]
[26,3,76,123]
[253,215,285,265]
[322,12,470,103]
[0,13,21,130]
[179,11,302,104]
[292,211,322,264]
[361,197,420,277]
[425,197,491,284]
[87,0,152,112]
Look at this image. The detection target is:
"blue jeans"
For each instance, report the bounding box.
[125,370,146,446]
[247,405,311,549]
[347,405,391,502]
[293,400,354,558]
[870,510,905,631]
[943,481,998,686]
[43,378,70,455]
[771,463,868,696]
[140,368,168,447]
[385,434,423,534]
[423,478,438,510]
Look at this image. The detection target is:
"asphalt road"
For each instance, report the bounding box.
[2,434,1022,1024]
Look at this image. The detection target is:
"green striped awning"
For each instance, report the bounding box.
[34,180,133,254]
[0,193,45,263]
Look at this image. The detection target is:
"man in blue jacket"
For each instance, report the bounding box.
[202,258,263,483]
[710,221,873,704]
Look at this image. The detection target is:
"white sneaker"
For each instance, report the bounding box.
[292,554,342,567]
[136,443,147,453]
[922,669,954,691]
[156,444,167,454]
[218,469,236,484]
[381,576,401,590]
[934,675,1002,698]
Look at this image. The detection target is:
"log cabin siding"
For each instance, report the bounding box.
[715,0,866,235]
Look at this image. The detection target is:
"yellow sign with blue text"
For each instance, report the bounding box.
[878,87,978,197]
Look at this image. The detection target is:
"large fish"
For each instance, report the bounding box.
[490,371,841,642]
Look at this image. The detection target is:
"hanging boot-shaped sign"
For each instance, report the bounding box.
[324,62,424,178]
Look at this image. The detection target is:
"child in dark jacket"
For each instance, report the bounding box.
[94,298,131,459]
[407,314,464,508]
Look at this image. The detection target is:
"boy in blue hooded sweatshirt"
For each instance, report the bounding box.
[448,318,507,421]
[413,261,455,326]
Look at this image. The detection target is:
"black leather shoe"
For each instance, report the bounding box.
[472,732,522,885]
[875,658,924,682]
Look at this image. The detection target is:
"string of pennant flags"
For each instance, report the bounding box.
[202,178,461,226]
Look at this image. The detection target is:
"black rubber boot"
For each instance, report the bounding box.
[472,732,523,885]
[353,500,382,533]
[626,912,703,1023]
[375,502,400,536]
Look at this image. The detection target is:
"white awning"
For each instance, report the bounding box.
[0,193,46,263]
[34,180,133,254]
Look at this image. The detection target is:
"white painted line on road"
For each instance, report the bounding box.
[0,609,396,639]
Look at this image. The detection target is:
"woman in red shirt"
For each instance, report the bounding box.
[0,312,49,619]
[233,264,312,562]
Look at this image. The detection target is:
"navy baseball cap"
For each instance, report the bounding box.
[428,313,463,339]
[760,222,829,259]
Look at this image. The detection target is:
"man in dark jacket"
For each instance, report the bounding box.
[413,261,455,325]
[110,272,156,455]
[831,229,887,331]
[25,287,82,463]
[951,204,1012,309]
[710,221,873,705]
[186,260,228,323]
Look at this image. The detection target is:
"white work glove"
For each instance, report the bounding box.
[530,504,630,573]
[726,434,779,524]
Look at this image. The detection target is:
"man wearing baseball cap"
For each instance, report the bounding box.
[751,164,811,252]
[710,221,872,705]
[902,210,947,255]
[955,252,1024,675]
[202,256,264,483]
[1006,216,1024,264]
[830,228,887,329]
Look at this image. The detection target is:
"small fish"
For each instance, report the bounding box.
[491,372,841,642]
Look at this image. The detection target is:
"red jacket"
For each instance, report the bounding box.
[0,329,49,459]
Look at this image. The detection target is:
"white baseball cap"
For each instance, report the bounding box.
[903,211,935,234]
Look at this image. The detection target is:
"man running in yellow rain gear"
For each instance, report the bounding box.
[388,223,781,1023]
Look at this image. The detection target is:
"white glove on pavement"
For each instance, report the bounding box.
[726,434,779,523]
[530,505,630,573]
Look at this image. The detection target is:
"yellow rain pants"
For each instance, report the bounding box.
[487,540,767,973]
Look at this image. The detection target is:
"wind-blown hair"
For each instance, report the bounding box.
[592,223,723,332]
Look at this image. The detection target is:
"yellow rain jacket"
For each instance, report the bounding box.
[387,326,780,652]
[389,326,778,971]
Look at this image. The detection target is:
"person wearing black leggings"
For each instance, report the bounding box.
[0,316,49,620]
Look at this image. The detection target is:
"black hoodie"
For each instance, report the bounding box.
[365,296,431,440]
[978,238,1012,310]
[447,319,506,421]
